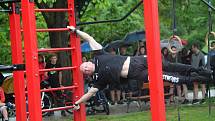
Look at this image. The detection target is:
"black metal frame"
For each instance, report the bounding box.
[201,0,215,11]
[0,0,20,3]
[77,0,143,26]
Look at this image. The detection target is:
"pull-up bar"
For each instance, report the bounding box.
[77,0,143,26]
[201,0,215,11]
[0,0,20,3]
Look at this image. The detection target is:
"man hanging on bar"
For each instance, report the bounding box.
[67,26,212,110]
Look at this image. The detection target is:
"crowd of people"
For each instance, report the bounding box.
[82,40,214,106]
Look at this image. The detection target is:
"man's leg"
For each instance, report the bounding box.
[110,90,116,105]
[169,84,174,103]
[200,84,206,104]
[182,84,189,104]
[116,90,123,104]
[176,85,182,101]
[193,82,199,104]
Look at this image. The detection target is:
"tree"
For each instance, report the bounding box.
[0,13,10,65]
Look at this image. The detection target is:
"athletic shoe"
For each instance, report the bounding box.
[110,101,115,105]
[117,100,124,104]
[192,99,200,105]
[181,99,189,104]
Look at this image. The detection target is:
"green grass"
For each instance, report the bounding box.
[85,105,215,121]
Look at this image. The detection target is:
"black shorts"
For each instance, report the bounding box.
[127,56,148,82]
[109,83,121,90]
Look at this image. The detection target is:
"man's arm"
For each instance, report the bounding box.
[75,87,99,105]
[67,26,103,50]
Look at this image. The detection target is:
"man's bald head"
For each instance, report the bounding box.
[80,62,95,75]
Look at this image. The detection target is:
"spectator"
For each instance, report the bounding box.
[82,56,87,62]
[167,46,183,103]
[191,43,206,104]
[44,53,66,116]
[0,72,4,85]
[161,47,169,61]
[210,41,215,50]
[138,46,147,57]
[119,46,130,104]
[180,48,191,104]
[107,48,122,105]
[210,42,215,86]
[0,73,9,121]
[38,54,46,81]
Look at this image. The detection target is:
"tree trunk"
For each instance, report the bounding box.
[38,1,72,85]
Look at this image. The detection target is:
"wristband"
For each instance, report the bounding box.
[74,103,79,106]
[74,28,78,34]
[69,27,77,33]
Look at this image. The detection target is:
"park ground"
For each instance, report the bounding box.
[41,100,215,121]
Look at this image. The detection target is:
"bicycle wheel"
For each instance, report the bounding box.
[41,93,52,117]
[8,108,16,117]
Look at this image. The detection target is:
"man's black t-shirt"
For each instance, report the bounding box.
[45,62,61,87]
[92,50,127,90]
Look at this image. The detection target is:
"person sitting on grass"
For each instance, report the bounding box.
[67,26,212,110]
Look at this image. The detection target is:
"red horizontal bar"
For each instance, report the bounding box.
[40,86,77,92]
[25,86,78,94]
[39,66,77,72]
[36,28,70,32]
[42,106,74,112]
[35,8,72,12]
[38,47,75,52]
[21,28,70,32]
[26,106,74,115]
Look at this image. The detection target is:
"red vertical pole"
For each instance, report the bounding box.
[21,0,42,121]
[68,0,86,121]
[143,0,166,121]
[9,3,27,121]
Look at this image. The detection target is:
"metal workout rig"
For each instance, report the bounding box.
[0,0,166,121]
[0,0,85,121]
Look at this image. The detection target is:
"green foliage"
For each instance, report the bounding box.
[0,13,11,64]
[38,0,56,3]
[158,0,214,46]
[35,12,50,48]
[80,0,144,45]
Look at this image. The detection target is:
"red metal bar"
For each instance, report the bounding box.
[68,0,86,121]
[38,47,75,52]
[26,105,74,115]
[35,8,72,12]
[39,66,77,72]
[21,1,42,121]
[21,28,70,32]
[40,86,77,92]
[9,3,27,121]
[42,106,74,112]
[37,28,69,32]
[143,0,166,121]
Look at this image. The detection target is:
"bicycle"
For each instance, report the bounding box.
[40,81,73,117]
[86,90,110,115]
